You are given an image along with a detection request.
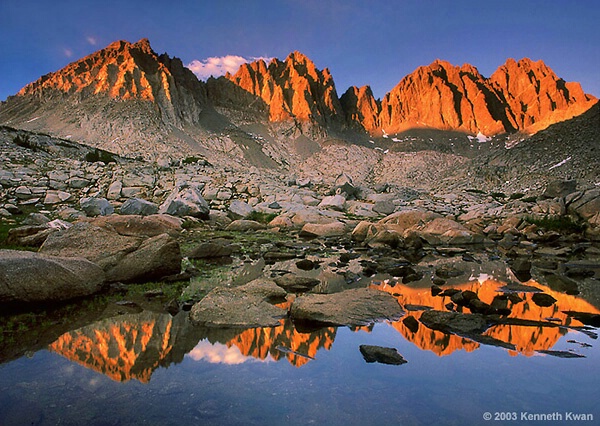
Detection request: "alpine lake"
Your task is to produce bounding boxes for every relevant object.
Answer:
[1,226,599,426]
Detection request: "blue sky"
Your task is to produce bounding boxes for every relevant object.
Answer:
[1,0,598,102]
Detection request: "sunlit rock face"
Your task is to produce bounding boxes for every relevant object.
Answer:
[226,51,345,133]
[17,39,206,128]
[489,58,596,133]
[376,59,596,136]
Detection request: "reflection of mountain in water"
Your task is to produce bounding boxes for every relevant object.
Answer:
[371,278,600,356]
[49,307,336,382]
[49,277,599,382]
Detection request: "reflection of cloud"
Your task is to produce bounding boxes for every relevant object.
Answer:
[187,55,272,80]
[187,340,257,365]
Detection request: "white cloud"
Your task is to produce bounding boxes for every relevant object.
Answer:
[63,48,73,58]
[86,36,98,46]
[187,55,272,80]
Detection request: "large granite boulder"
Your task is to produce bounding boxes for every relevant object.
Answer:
[159,185,210,219]
[290,288,404,326]
[80,197,114,216]
[39,222,181,283]
[0,249,105,303]
[190,279,288,327]
[120,198,159,216]
[88,214,183,237]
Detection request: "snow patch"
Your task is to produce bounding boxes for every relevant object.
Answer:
[468,132,491,143]
[26,116,40,123]
[548,157,571,170]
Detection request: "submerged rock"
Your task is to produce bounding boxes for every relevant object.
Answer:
[359,345,407,365]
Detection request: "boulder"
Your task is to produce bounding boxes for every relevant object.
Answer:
[89,214,183,237]
[416,218,484,245]
[299,221,347,238]
[290,288,404,326]
[567,189,600,226]
[120,198,159,216]
[189,279,287,327]
[159,185,210,219]
[106,180,123,200]
[543,179,577,198]
[318,194,346,211]
[43,190,72,204]
[80,197,114,216]
[104,233,181,283]
[226,219,266,231]
[0,249,105,303]
[273,274,321,293]
[228,200,254,219]
[40,222,181,283]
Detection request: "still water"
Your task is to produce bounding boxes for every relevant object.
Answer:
[1,277,599,425]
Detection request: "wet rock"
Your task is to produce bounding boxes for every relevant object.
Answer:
[274,274,321,293]
[562,311,600,327]
[543,273,579,295]
[468,299,495,315]
[296,259,317,271]
[0,249,105,303]
[510,258,532,282]
[435,265,464,279]
[189,278,287,327]
[402,316,420,333]
[80,197,114,216]
[359,345,407,365]
[120,198,159,216]
[419,310,489,335]
[290,287,404,326]
[531,293,557,307]
[431,285,443,296]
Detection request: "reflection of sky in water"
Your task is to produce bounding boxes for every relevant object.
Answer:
[187,340,269,365]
